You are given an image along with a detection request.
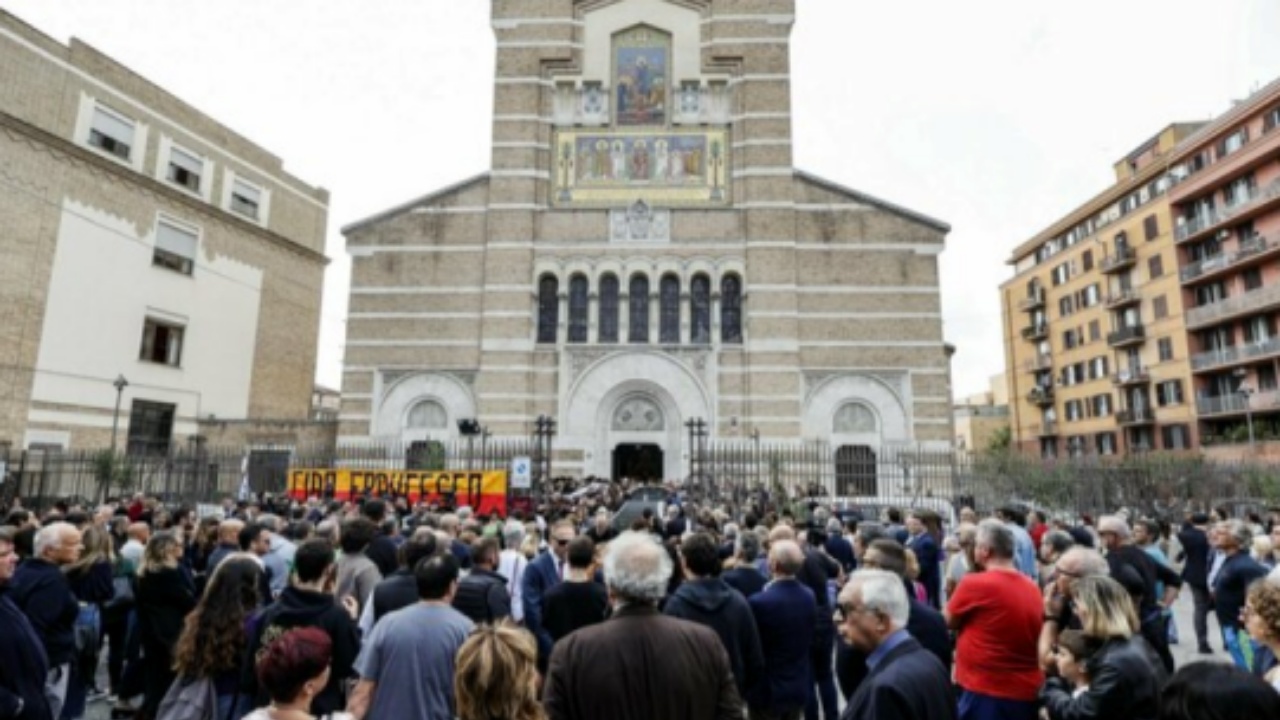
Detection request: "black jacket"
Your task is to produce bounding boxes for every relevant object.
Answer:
[1105,545,1181,619]
[0,592,53,720]
[1213,552,1269,627]
[840,636,956,720]
[7,559,80,667]
[722,566,768,599]
[663,577,765,699]
[1177,524,1211,588]
[370,570,418,625]
[364,535,399,578]
[1040,636,1165,720]
[135,567,197,658]
[241,586,361,716]
[452,568,511,624]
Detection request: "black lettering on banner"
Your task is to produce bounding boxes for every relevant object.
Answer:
[464,473,483,508]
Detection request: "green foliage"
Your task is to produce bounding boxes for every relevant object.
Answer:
[93,451,135,501]
[986,426,1012,452]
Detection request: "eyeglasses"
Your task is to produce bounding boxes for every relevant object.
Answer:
[832,602,877,623]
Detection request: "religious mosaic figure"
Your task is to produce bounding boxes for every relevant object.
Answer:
[611,140,628,181]
[614,26,669,126]
[632,139,651,181]
[654,139,669,181]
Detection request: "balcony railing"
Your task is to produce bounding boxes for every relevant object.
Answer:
[1038,420,1059,436]
[1107,324,1146,347]
[1104,289,1142,309]
[1180,233,1279,283]
[1111,368,1150,386]
[1116,408,1156,425]
[1194,390,1280,416]
[1022,354,1053,372]
[1018,290,1046,312]
[1022,324,1049,341]
[1027,386,1055,406]
[1190,337,1280,372]
[1186,282,1280,328]
[1175,177,1280,244]
[1099,247,1137,274]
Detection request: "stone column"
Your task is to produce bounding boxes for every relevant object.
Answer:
[557,292,568,345]
[620,293,630,343]
[588,292,599,344]
[680,291,691,344]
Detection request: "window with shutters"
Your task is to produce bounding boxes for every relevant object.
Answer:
[1089,320,1101,342]
[87,103,136,161]
[1266,106,1280,133]
[1156,380,1184,407]
[1143,214,1159,241]
[1161,425,1190,450]
[152,218,198,276]
[690,274,711,344]
[721,274,743,344]
[1158,337,1173,362]
[126,400,175,456]
[1243,267,1263,291]
[629,274,650,343]
[1096,432,1116,456]
[1148,254,1163,279]
[598,274,619,343]
[1081,250,1094,271]
[537,275,559,344]
[229,177,264,220]
[568,274,589,343]
[1153,295,1168,320]
[659,274,680,343]
[139,318,185,367]
[164,144,204,194]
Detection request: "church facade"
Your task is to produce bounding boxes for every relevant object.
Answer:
[339,0,953,483]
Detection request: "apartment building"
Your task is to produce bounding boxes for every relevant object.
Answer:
[0,10,330,452]
[1170,80,1280,452]
[1000,125,1204,457]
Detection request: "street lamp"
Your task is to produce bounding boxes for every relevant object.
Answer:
[109,375,128,454]
[1234,368,1256,451]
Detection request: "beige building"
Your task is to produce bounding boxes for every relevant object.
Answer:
[1001,125,1204,457]
[0,10,330,454]
[953,374,1009,452]
[340,0,952,486]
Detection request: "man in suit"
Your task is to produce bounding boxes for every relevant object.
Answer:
[837,569,956,720]
[836,539,951,699]
[523,519,576,670]
[747,540,815,720]
[1178,512,1214,654]
[904,512,940,608]
[543,531,741,720]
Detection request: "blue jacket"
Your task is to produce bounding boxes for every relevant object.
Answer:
[521,550,562,664]
[841,636,956,720]
[8,559,79,667]
[723,565,767,599]
[748,579,816,712]
[0,592,53,720]
[663,577,765,698]
[905,532,940,607]
[837,597,953,699]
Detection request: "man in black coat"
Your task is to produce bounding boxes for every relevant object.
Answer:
[367,528,438,626]
[8,522,81,720]
[1098,515,1181,673]
[836,539,952,699]
[452,537,511,624]
[836,569,956,720]
[0,527,53,720]
[904,512,941,608]
[361,499,400,577]
[1177,513,1214,653]
[663,533,765,700]
[241,538,361,716]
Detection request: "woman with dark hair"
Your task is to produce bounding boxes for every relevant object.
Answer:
[1158,662,1280,719]
[1040,575,1166,720]
[63,524,116,716]
[173,555,263,719]
[335,518,381,617]
[455,622,546,720]
[135,531,197,719]
[242,627,351,720]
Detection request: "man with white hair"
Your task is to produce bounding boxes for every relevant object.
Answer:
[496,520,527,623]
[543,531,741,720]
[257,513,297,597]
[838,569,956,720]
[1097,514,1180,672]
[1212,518,1269,670]
[9,522,82,719]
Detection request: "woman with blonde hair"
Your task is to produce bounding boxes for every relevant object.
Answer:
[134,531,197,719]
[454,622,546,720]
[64,525,116,714]
[1040,575,1165,719]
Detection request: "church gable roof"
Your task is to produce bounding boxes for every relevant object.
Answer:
[794,170,951,234]
[341,173,490,236]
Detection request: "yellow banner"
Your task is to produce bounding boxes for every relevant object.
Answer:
[288,469,508,513]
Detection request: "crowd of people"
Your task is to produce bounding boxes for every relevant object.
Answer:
[1,486,1280,720]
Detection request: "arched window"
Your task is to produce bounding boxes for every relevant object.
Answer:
[835,445,877,495]
[537,275,559,344]
[406,400,447,429]
[568,274,589,343]
[659,274,680,344]
[599,274,619,343]
[629,274,650,343]
[690,273,711,344]
[721,274,742,344]
[833,403,879,434]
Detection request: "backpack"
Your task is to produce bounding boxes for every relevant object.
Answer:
[157,676,216,720]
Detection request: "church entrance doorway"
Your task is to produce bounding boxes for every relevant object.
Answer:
[613,443,664,482]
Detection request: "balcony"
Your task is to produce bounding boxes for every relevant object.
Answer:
[1037,420,1059,437]
[1099,247,1138,274]
[1104,289,1142,309]
[1190,337,1280,373]
[1196,390,1280,417]
[1180,233,1280,285]
[1185,282,1280,329]
[1018,289,1046,312]
[1027,386,1055,407]
[1111,368,1151,387]
[1022,354,1053,372]
[1107,324,1146,348]
[1021,323,1049,342]
[1174,177,1280,245]
[1116,408,1156,426]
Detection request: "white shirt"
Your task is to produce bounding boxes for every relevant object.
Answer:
[498,549,528,622]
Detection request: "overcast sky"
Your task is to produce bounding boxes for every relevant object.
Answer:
[7,0,1280,401]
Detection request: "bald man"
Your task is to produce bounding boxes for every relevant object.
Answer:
[747,540,816,720]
